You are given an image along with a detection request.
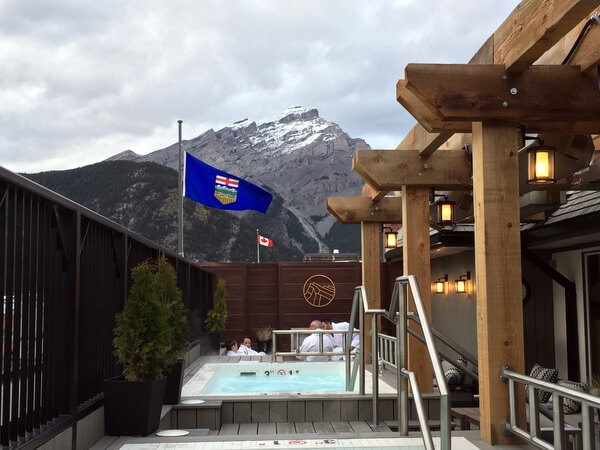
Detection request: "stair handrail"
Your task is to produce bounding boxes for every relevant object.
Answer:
[393,275,451,450]
[272,329,350,360]
[499,365,600,450]
[346,286,364,393]
[378,327,479,381]
[356,279,441,450]
[407,312,478,370]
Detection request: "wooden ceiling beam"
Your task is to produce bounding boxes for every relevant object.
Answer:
[494,0,599,72]
[395,126,454,155]
[327,196,403,224]
[341,2,599,210]
[536,11,600,71]
[394,1,598,156]
[401,64,600,132]
[353,149,472,191]
[362,183,389,202]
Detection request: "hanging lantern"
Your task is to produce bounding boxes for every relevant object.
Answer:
[527,146,556,184]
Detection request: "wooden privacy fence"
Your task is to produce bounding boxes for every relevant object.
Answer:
[200,261,402,350]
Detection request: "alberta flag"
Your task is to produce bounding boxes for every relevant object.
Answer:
[183,152,273,213]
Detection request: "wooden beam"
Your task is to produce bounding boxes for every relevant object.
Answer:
[402,187,433,392]
[536,11,600,72]
[472,121,525,445]
[395,1,598,155]
[402,64,600,131]
[395,125,454,156]
[353,149,472,191]
[327,196,403,224]
[361,183,389,202]
[494,0,599,71]
[396,79,472,133]
[557,17,600,71]
[361,222,381,364]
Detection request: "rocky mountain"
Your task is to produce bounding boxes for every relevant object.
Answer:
[26,161,311,262]
[107,106,366,253]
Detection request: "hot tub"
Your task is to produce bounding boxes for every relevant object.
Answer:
[181,361,395,397]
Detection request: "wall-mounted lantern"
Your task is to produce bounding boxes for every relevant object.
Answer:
[433,274,448,294]
[455,271,471,294]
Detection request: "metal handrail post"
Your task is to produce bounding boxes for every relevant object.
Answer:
[402,368,434,450]
[359,286,365,394]
[371,312,379,426]
[397,281,409,436]
[346,287,360,390]
[398,275,451,450]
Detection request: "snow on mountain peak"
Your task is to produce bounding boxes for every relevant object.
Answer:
[256,106,316,125]
[225,106,343,155]
[239,106,336,155]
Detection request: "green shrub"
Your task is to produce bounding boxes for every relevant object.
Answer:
[205,279,227,333]
[113,257,188,381]
[155,256,188,366]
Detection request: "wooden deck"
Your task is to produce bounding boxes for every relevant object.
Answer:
[90,354,489,449]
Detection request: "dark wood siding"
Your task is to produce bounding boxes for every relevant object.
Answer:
[199,261,402,350]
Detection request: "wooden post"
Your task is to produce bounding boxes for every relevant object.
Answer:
[472,121,525,445]
[401,186,433,392]
[361,221,381,364]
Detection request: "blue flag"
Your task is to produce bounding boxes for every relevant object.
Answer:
[183,152,273,214]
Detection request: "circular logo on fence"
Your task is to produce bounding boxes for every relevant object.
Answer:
[302,274,336,308]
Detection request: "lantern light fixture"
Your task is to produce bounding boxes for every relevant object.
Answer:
[437,196,455,226]
[455,271,471,294]
[383,226,397,249]
[527,145,556,184]
[433,274,448,294]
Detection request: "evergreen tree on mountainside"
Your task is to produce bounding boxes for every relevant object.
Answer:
[325,221,361,254]
[25,160,309,262]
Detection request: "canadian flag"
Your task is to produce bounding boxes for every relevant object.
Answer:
[257,234,273,247]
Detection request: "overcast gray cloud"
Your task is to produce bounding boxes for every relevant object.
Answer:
[0,0,520,173]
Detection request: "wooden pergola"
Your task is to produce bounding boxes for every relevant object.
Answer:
[328,0,600,445]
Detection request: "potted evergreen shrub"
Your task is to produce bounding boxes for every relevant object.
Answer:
[204,278,227,354]
[104,258,182,436]
[154,256,189,405]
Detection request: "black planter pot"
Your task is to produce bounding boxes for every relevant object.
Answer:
[103,376,167,436]
[258,340,271,354]
[163,359,185,405]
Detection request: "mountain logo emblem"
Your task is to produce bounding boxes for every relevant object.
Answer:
[302,274,336,308]
[214,175,239,205]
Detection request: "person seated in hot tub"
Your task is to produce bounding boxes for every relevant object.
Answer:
[225,340,239,356]
[237,336,266,355]
[298,320,334,361]
[321,318,360,360]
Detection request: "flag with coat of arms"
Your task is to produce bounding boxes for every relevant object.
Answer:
[183,152,273,213]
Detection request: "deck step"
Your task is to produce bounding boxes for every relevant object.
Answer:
[384,419,457,431]
[216,421,394,436]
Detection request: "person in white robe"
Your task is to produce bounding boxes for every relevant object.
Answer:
[321,319,360,360]
[225,340,239,356]
[237,337,266,356]
[298,320,334,361]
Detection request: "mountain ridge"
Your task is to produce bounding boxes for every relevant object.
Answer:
[25,160,312,262]
[106,106,366,251]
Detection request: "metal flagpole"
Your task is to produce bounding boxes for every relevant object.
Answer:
[177,120,184,256]
[256,229,260,263]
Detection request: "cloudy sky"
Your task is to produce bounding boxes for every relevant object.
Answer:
[0,0,521,173]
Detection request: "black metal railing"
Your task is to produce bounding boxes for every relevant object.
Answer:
[0,166,215,449]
